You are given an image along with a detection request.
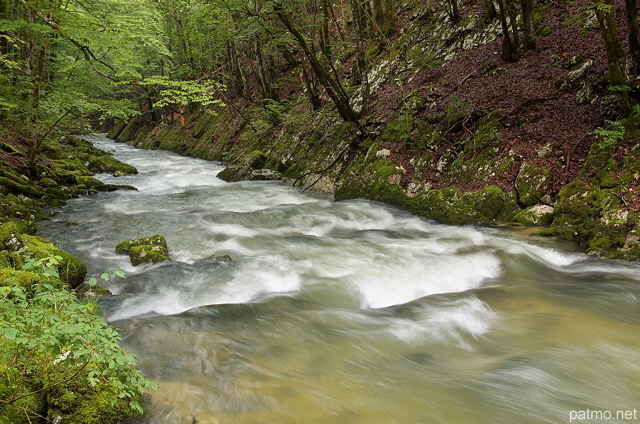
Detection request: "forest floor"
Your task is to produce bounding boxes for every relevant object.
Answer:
[369,1,639,207]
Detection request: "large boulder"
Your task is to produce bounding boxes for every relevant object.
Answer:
[87,155,138,176]
[116,235,170,266]
[21,235,87,289]
[515,163,552,207]
[512,204,555,226]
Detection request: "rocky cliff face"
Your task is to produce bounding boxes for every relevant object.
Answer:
[109,1,640,260]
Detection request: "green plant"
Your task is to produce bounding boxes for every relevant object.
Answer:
[0,254,155,422]
[592,120,626,148]
[444,95,472,130]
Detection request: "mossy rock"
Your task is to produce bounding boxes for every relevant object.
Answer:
[86,155,138,176]
[53,158,91,176]
[0,175,43,198]
[0,268,43,288]
[515,163,552,207]
[336,176,505,226]
[468,186,505,220]
[2,218,38,235]
[0,372,46,424]
[45,366,135,424]
[245,150,267,169]
[0,221,25,251]
[115,235,168,255]
[22,235,87,288]
[128,245,171,266]
[511,204,555,226]
[542,179,640,258]
[496,191,522,222]
[38,177,58,187]
[76,176,108,190]
[217,166,250,182]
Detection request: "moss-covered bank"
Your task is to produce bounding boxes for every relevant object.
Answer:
[0,132,147,423]
[109,3,640,260]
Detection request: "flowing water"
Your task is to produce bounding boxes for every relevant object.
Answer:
[38,134,640,424]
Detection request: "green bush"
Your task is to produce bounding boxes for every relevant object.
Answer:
[0,254,156,422]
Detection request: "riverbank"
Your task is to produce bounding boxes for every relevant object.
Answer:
[0,129,151,423]
[109,0,640,260]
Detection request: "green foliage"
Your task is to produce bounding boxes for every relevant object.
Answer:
[0,253,156,422]
[562,2,600,36]
[407,46,443,70]
[444,95,472,130]
[137,76,225,111]
[592,120,626,148]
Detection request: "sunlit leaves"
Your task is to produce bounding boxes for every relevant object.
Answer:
[137,76,225,110]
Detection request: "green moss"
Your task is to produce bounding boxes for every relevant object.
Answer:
[0,222,24,251]
[245,150,267,169]
[22,235,87,288]
[129,245,171,266]
[511,205,555,226]
[474,110,501,148]
[0,373,46,424]
[515,164,552,206]
[76,176,108,190]
[0,175,43,198]
[366,159,402,181]
[537,25,552,36]
[0,268,43,288]
[53,158,91,176]
[470,186,506,220]
[336,176,505,226]
[381,113,412,144]
[87,155,137,176]
[115,235,168,254]
[45,367,135,424]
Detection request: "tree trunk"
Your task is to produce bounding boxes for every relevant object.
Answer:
[274,5,360,126]
[595,0,628,84]
[382,0,396,34]
[320,0,331,60]
[625,0,640,75]
[446,0,460,24]
[351,0,370,114]
[497,0,520,62]
[521,0,536,50]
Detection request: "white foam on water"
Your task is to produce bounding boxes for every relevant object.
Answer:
[351,251,502,309]
[388,296,497,349]
[107,255,304,321]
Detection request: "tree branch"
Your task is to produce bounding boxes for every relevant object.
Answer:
[0,362,88,406]
[18,0,118,81]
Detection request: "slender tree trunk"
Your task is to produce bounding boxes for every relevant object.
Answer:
[274,5,360,125]
[254,37,276,100]
[595,0,628,84]
[319,0,331,60]
[506,0,520,52]
[373,0,385,29]
[301,64,321,110]
[446,0,460,24]
[382,0,396,34]
[350,0,370,114]
[521,0,536,50]
[497,0,520,62]
[625,0,640,75]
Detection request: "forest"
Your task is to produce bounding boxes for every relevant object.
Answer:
[1,0,640,422]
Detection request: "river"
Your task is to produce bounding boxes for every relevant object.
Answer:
[38,134,640,424]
